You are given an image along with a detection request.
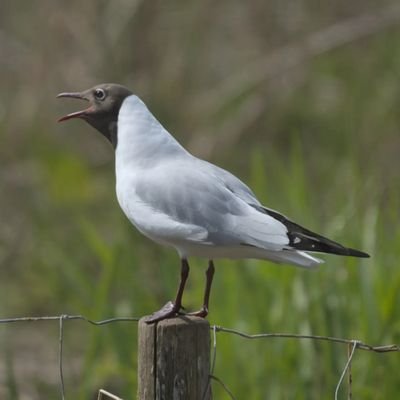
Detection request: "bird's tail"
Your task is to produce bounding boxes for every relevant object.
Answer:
[273,250,324,268]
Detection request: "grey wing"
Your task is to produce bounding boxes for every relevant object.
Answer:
[197,158,262,205]
[136,159,289,250]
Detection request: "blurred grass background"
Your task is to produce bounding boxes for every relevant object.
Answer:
[0,1,400,399]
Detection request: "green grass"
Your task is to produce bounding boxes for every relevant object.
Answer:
[1,10,400,398]
[3,136,398,399]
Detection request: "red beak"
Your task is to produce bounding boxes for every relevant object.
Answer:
[57,92,91,122]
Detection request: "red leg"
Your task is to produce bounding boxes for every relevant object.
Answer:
[188,260,215,318]
[145,259,189,324]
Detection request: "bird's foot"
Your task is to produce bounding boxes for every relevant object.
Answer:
[186,306,209,318]
[144,301,183,324]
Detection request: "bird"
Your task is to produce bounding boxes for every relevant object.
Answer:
[57,83,370,323]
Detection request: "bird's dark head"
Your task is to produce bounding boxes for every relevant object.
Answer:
[57,83,132,148]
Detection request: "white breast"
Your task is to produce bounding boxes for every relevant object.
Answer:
[114,95,196,248]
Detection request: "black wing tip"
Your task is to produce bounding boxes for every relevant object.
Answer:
[255,205,371,259]
[346,248,370,258]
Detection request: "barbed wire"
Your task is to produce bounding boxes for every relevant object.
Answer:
[0,315,140,325]
[212,325,399,353]
[0,314,398,399]
[0,315,140,400]
[211,324,399,399]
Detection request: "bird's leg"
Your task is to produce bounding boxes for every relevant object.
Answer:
[188,260,215,318]
[144,258,189,324]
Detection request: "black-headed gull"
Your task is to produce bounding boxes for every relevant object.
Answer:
[58,83,369,323]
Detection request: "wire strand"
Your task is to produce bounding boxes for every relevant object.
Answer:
[335,340,358,400]
[210,375,237,400]
[59,315,66,400]
[212,325,399,353]
[0,314,398,400]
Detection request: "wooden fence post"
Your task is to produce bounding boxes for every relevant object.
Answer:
[137,316,212,400]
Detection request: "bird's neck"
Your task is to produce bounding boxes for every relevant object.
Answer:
[115,95,188,170]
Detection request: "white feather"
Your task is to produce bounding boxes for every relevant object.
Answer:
[115,95,323,268]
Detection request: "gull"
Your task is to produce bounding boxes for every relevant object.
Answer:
[57,83,369,323]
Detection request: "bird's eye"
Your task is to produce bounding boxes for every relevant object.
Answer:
[94,88,106,100]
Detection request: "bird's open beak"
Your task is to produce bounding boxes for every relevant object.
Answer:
[57,92,92,122]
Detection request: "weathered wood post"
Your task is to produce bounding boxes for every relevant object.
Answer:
[137,316,212,400]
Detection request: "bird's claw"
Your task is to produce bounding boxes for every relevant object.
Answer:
[144,301,184,324]
[144,302,209,323]
[186,307,209,318]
